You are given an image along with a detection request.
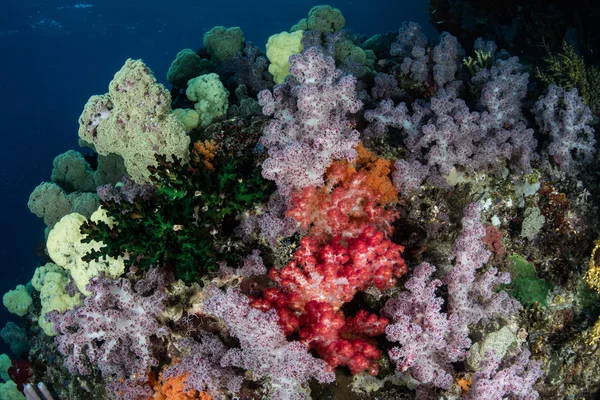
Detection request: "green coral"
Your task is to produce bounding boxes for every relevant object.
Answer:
[463,48,493,76]
[506,254,552,307]
[291,5,345,33]
[536,40,600,113]
[203,26,244,64]
[167,49,215,88]
[79,143,272,284]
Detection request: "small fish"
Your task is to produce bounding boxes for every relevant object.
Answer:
[57,4,93,10]
[431,8,437,14]
[436,20,444,24]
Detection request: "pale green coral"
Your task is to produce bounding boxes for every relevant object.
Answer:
[69,192,99,218]
[46,208,124,296]
[0,380,25,400]
[266,30,304,84]
[167,49,214,87]
[93,153,127,187]
[51,150,96,192]
[335,39,367,65]
[291,5,345,33]
[28,182,99,229]
[78,59,190,184]
[27,182,72,228]
[172,108,200,131]
[521,206,545,240]
[2,285,32,317]
[467,325,517,370]
[0,353,10,381]
[185,73,229,128]
[33,263,82,336]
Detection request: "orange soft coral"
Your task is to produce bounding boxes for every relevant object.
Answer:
[192,139,219,171]
[354,143,397,204]
[151,372,212,400]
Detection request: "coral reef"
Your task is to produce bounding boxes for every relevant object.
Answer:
[8,4,600,400]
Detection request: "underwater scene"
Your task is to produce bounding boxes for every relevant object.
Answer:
[2,0,600,399]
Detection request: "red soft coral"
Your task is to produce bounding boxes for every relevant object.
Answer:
[264,226,406,314]
[250,226,406,375]
[298,301,387,375]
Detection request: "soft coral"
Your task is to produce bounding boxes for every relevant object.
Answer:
[251,226,406,375]
[287,161,398,243]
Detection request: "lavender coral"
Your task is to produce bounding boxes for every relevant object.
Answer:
[390,22,429,83]
[384,203,526,397]
[466,349,543,400]
[533,84,597,173]
[472,55,529,130]
[432,32,463,88]
[46,269,169,385]
[257,46,362,197]
[444,203,521,361]
[203,287,335,400]
[162,336,244,399]
[367,80,537,189]
[383,262,453,389]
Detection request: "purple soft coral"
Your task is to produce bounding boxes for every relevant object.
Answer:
[203,287,335,400]
[47,269,168,384]
[444,203,521,361]
[384,262,454,389]
[533,84,596,173]
[97,174,156,206]
[162,336,244,399]
[384,204,526,398]
[258,46,362,198]
[466,348,543,400]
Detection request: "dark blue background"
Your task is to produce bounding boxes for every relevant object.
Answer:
[0,0,435,356]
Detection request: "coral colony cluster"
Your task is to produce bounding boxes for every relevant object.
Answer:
[5,4,600,400]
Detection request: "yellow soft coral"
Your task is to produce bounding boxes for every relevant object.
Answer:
[46,207,125,296]
[265,30,304,84]
[78,59,190,184]
[32,263,82,336]
[585,240,600,345]
[586,240,600,292]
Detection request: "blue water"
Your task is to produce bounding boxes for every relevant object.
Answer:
[0,0,434,357]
